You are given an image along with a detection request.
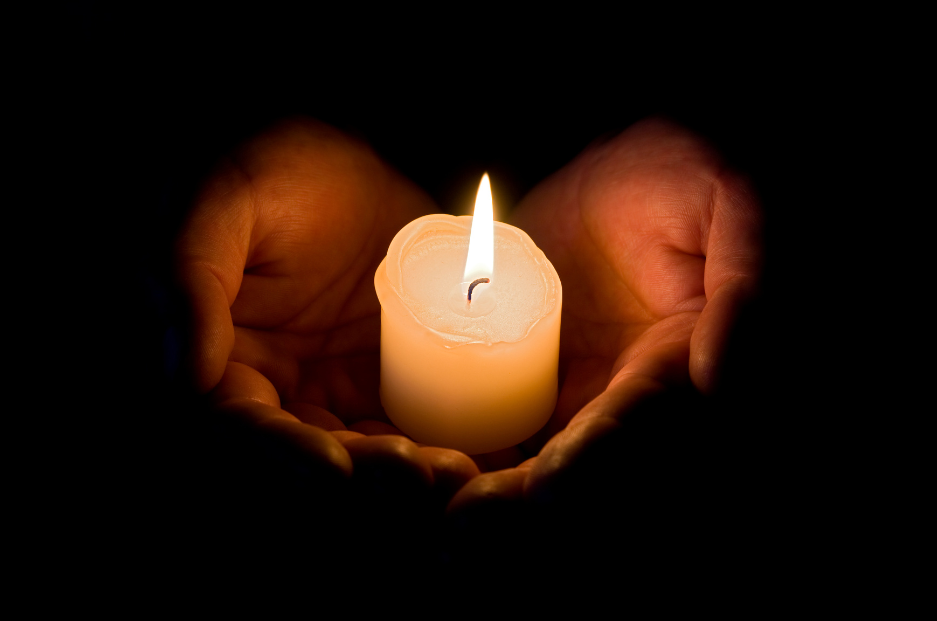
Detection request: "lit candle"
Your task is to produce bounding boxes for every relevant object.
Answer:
[374,174,562,454]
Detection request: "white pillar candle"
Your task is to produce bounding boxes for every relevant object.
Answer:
[374,175,562,455]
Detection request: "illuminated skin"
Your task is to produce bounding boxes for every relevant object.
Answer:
[175,117,763,511]
[453,118,763,510]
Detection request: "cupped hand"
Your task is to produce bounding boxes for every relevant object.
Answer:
[448,118,764,514]
[176,116,763,517]
[175,118,480,504]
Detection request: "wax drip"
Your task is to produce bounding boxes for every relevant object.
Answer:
[467,278,490,302]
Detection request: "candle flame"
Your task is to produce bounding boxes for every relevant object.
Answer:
[463,173,494,283]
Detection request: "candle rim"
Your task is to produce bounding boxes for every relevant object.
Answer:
[377,214,561,347]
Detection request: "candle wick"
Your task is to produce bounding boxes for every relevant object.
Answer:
[467,278,490,303]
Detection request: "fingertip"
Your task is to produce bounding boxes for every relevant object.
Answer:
[211,361,281,408]
[178,269,237,394]
[183,332,232,395]
[260,417,354,479]
[689,311,719,395]
[446,468,528,517]
[691,277,759,396]
[342,435,434,490]
[419,446,480,503]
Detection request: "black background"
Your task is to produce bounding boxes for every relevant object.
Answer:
[46,4,887,593]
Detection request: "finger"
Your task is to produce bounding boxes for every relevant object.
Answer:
[419,447,480,505]
[693,169,764,394]
[701,169,764,298]
[210,361,281,409]
[691,275,758,394]
[331,430,365,443]
[210,362,352,479]
[581,339,691,427]
[447,468,528,516]
[342,435,434,492]
[524,416,621,504]
[607,311,697,383]
[176,266,238,394]
[445,468,538,568]
[527,340,690,501]
[283,402,347,431]
[175,160,253,393]
[217,397,353,480]
[530,383,648,500]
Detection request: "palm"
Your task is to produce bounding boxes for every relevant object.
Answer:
[509,118,760,455]
[228,179,432,425]
[232,229,394,426]
[178,118,435,423]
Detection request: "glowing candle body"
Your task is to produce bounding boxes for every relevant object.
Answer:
[374,214,562,455]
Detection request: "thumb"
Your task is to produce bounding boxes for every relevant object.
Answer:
[174,157,253,393]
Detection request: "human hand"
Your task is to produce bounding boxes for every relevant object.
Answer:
[175,119,481,506]
[448,118,764,515]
